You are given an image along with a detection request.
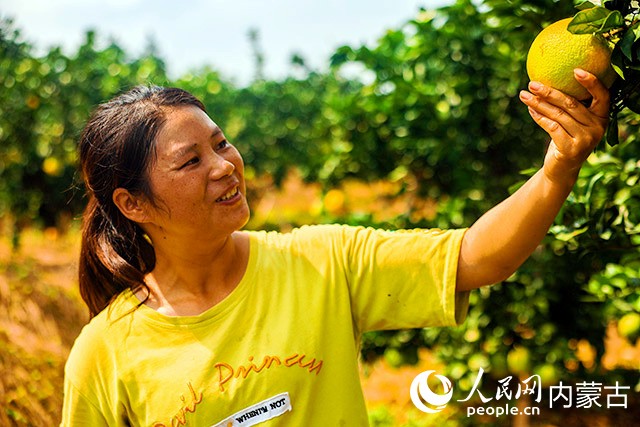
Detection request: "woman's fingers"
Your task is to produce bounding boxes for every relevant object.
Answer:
[519,85,586,138]
[573,68,610,119]
[523,69,609,120]
[525,105,567,141]
[520,75,608,141]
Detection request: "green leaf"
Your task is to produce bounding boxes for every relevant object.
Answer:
[610,47,626,78]
[602,10,625,32]
[585,171,605,201]
[569,8,624,34]
[569,8,610,34]
[618,23,640,61]
[552,225,589,241]
[605,117,619,146]
[329,46,355,68]
[614,187,632,204]
[575,1,599,11]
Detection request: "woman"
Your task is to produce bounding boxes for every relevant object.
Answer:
[61,69,609,426]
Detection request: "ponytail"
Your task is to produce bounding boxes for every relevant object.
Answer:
[79,196,155,317]
[77,85,206,318]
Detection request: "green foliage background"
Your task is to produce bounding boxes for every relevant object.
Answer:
[1,0,640,424]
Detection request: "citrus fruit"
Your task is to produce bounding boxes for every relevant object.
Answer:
[468,353,490,371]
[507,346,531,376]
[448,361,468,380]
[526,18,617,100]
[42,157,63,176]
[617,312,640,343]
[534,363,561,387]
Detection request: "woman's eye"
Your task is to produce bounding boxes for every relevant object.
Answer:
[216,139,229,150]
[180,157,199,169]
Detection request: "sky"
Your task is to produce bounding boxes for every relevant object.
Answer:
[0,0,452,86]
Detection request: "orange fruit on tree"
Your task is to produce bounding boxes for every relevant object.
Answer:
[534,363,561,388]
[507,346,531,376]
[42,157,63,176]
[617,312,640,343]
[526,18,617,100]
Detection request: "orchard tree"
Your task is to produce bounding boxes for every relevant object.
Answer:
[327,0,572,229]
[0,24,171,247]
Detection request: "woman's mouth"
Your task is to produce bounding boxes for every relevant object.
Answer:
[216,186,240,202]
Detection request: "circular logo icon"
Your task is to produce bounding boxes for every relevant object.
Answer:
[410,370,454,413]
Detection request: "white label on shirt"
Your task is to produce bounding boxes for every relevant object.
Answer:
[211,392,292,427]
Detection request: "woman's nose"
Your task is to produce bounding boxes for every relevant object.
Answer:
[209,154,235,180]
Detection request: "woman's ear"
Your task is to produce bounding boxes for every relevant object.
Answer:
[112,188,150,223]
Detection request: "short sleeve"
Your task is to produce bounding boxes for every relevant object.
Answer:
[339,226,469,333]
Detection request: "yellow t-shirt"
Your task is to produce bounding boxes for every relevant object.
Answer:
[61,224,469,427]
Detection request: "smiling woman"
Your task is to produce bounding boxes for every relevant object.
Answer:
[110,104,251,316]
[62,76,609,426]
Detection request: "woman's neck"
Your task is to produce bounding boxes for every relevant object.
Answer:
[138,231,250,316]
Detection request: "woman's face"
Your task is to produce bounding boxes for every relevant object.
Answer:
[140,105,250,241]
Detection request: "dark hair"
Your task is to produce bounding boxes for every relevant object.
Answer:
[78,85,206,317]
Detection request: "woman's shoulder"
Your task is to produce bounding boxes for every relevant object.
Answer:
[65,291,134,375]
[244,224,358,250]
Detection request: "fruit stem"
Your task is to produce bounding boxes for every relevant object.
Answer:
[603,27,626,39]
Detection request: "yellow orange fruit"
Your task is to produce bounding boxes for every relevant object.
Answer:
[534,363,561,388]
[617,312,640,343]
[42,157,63,176]
[526,18,617,100]
[507,346,531,376]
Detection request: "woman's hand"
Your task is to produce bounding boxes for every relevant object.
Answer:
[519,68,610,187]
